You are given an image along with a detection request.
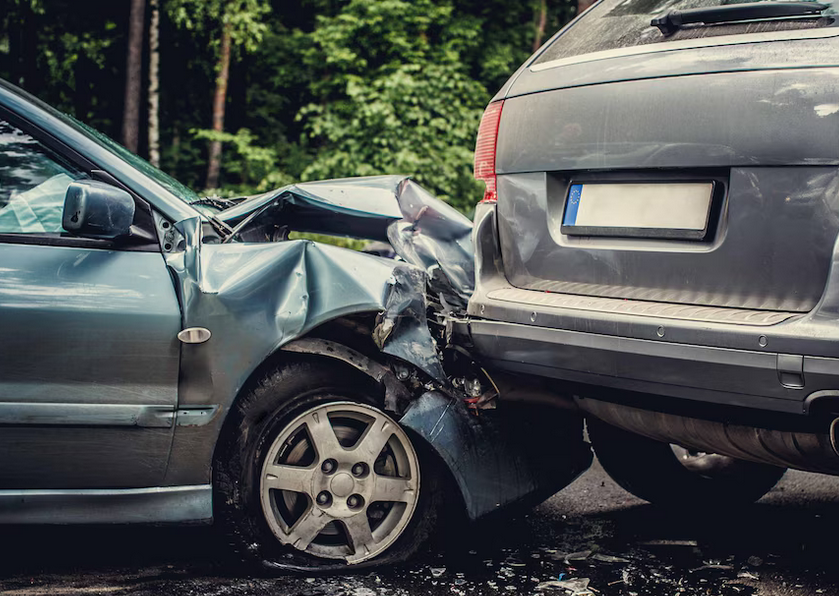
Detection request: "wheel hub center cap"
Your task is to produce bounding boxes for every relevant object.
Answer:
[330,472,355,497]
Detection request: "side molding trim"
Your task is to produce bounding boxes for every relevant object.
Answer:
[0,485,213,524]
[0,403,219,428]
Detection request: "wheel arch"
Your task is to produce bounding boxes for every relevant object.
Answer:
[204,314,468,513]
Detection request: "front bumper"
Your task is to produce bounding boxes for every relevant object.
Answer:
[466,203,839,416]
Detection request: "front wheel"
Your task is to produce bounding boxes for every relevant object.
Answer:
[588,417,787,507]
[214,360,443,570]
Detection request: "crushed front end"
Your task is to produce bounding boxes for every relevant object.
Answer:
[182,176,591,521]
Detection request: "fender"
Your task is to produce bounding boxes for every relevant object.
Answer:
[400,390,592,520]
[280,338,592,520]
[280,337,412,414]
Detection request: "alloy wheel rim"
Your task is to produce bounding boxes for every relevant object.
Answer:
[259,401,420,564]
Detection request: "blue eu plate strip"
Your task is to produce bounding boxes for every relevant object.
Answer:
[564,184,583,225]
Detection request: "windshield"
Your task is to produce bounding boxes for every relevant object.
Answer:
[68,116,201,205]
[534,0,837,65]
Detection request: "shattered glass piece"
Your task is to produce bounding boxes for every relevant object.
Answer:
[638,539,698,547]
[563,550,593,563]
[536,577,593,594]
[591,553,630,564]
[430,567,446,578]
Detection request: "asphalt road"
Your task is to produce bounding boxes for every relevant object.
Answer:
[2,460,839,596]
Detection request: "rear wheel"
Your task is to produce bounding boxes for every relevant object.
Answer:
[588,417,787,507]
[214,360,443,570]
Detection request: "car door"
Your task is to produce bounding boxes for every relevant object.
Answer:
[0,116,182,489]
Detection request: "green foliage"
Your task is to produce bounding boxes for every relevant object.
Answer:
[0,0,578,213]
[291,0,491,211]
[288,231,368,251]
[167,0,271,53]
[299,62,486,211]
[192,127,294,192]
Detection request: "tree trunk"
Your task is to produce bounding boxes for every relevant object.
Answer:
[171,128,181,175]
[206,22,232,190]
[122,0,146,153]
[578,0,597,15]
[533,0,548,52]
[148,0,160,167]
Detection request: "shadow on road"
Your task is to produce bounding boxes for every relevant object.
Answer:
[1,468,838,595]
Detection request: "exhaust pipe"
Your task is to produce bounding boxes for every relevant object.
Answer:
[577,397,839,475]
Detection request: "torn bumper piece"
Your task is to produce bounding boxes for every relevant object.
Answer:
[400,390,592,520]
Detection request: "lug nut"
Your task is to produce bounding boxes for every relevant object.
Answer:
[316,491,332,506]
[351,462,368,477]
[347,494,364,509]
[321,459,337,474]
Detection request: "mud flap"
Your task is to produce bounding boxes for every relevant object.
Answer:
[400,390,592,520]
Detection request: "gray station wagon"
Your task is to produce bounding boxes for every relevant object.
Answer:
[464,0,839,505]
[0,79,592,570]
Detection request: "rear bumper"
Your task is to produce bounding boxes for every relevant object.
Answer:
[467,203,839,416]
[463,317,839,415]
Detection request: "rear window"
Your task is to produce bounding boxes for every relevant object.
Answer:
[534,0,837,65]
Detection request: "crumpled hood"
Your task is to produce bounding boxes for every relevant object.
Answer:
[219,175,475,307]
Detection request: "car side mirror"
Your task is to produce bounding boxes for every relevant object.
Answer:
[62,180,135,240]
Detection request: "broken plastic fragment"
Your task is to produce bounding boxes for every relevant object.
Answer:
[536,577,594,595]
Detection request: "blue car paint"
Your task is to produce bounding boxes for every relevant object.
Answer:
[0,78,590,530]
[0,243,181,489]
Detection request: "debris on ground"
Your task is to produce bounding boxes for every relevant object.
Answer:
[536,577,594,595]
[546,550,593,563]
[591,554,630,564]
[638,539,699,547]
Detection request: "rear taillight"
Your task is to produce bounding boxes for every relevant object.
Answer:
[474,100,504,203]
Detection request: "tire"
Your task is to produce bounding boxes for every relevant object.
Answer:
[214,359,445,571]
[587,417,787,507]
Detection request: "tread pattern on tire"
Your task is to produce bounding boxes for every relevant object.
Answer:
[213,358,445,572]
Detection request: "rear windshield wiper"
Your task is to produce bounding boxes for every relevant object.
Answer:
[652,1,829,35]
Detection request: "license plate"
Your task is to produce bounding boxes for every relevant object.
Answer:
[561,182,715,240]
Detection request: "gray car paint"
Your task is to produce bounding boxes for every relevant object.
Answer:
[496,168,839,312]
[497,68,839,173]
[468,183,839,416]
[466,14,839,427]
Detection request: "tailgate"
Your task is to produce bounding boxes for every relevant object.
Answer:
[495,68,839,313]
